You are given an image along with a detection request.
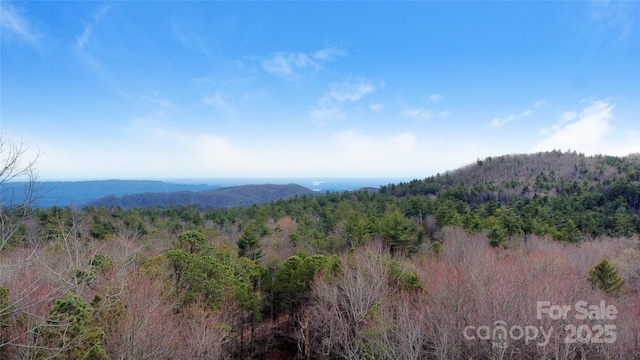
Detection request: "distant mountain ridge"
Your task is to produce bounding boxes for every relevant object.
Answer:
[9,152,639,209]
[6,179,402,208]
[86,184,316,209]
[4,180,218,208]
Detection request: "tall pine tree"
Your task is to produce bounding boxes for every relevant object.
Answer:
[238,229,263,261]
[588,258,625,297]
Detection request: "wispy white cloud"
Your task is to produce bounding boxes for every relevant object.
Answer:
[75,5,109,51]
[534,101,612,152]
[310,79,382,124]
[400,108,448,122]
[401,109,433,121]
[74,5,110,74]
[328,80,381,102]
[369,103,385,112]
[140,94,175,110]
[489,99,546,127]
[203,92,230,109]
[540,110,577,135]
[533,100,638,156]
[76,28,91,50]
[0,2,39,46]
[489,113,517,127]
[202,91,240,119]
[312,46,348,61]
[437,110,451,118]
[398,94,448,122]
[534,100,547,108]
[172,20,213,58]
[309,107,346,124]
[590,1,637,41]
[428,94,443,104]
[262,52,320,80]
[560,111,577,122]
[262,46,347,81]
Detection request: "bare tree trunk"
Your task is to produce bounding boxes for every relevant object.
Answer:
[307,244,389,359]
[0,138,39,253]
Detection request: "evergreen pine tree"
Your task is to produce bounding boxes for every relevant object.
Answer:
[588,258,625,297]
[238,229,263,261]
[487,226,507,248]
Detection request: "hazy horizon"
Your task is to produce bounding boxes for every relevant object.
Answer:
[31,150,640,185]
[24,177,416,192]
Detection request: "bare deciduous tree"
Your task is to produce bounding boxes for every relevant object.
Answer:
[373,292,427,360]
[0,138,39,253]
[307,244,389,359]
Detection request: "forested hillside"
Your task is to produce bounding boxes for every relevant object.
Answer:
[1,151,639,359]
[383,151,640,198]
[86,184,316,209]
[382,151,640,245]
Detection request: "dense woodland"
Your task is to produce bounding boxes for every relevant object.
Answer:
[1,151,640,359]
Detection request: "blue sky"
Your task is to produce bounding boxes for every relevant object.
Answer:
[2,1,639,180]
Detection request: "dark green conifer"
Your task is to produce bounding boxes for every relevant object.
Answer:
[238,229,263,261]
[588,258,625,297]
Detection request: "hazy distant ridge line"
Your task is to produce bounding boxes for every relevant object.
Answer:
[86,183,317,209]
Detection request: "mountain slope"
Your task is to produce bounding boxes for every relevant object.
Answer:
[86,184,316,209]
[383,151,640,198]
[379,151,640,241]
